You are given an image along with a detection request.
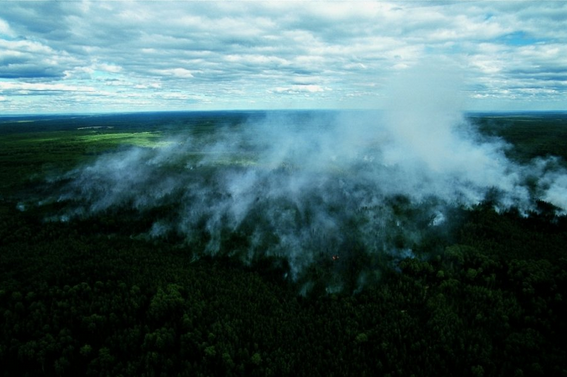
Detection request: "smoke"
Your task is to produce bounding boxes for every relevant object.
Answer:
[42,64,567,291]
[377,62,534,209]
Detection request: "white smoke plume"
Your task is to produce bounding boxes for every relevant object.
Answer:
[44,63,567,288]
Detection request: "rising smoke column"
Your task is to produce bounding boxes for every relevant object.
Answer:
[377,62,535,209]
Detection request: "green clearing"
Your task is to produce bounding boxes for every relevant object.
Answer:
[0,110,267,196]
[0,129,168,196]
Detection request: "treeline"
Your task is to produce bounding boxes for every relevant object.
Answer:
[1,201,566,376]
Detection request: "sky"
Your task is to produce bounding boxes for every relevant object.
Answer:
[0,0,566,114]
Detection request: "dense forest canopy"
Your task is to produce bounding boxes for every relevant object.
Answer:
[1,111,566,376]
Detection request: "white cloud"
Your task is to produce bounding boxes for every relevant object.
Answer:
[272,85,331,94]
[153,68,194,79]
[0,81,95,92]
[97,63,122,73]
[135,82,162,90]
[0,18,16,37]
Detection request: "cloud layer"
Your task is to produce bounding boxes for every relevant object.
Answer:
[1,0,567,113]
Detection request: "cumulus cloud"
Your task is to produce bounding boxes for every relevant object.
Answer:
[0,18,14,36]
[0,38,73,78]
[0,82,95,92]
[272,85,331,94]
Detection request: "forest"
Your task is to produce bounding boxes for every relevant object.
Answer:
[1,111,567,376]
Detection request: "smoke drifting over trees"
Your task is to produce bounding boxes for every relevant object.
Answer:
[44,67,567,288]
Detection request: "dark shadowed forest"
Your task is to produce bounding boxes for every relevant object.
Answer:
[1,111,567,376]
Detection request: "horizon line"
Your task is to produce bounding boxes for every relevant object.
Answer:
[1,108,567,118]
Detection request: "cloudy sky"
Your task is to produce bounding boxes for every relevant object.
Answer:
[0,0,566,114]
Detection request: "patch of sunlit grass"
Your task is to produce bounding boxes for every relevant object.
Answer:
[77,131,168,148]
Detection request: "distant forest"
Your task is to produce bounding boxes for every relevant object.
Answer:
[1,111,566,376]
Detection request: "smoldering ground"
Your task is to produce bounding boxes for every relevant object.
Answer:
[40,67,567,292]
